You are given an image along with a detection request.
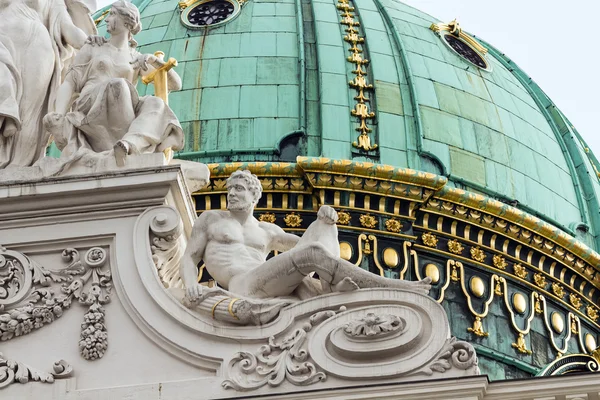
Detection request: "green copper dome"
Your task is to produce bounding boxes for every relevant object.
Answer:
[95,0,600,248]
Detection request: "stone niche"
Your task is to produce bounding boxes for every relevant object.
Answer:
[0,160,478,399]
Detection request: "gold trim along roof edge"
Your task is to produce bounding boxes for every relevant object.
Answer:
[435,185,600,266]
[297,157,448,190]
[207,161,301,177]
[200,157,600,268]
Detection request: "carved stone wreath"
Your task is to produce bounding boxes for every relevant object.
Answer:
[0,246,112,361]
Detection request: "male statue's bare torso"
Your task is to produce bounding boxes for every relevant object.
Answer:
[197,210,292,290]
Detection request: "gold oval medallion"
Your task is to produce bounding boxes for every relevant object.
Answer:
[424,263,440,284]
[383,248,399,268]
[512,293,527,314]
[469,276,485,298]
[585,333,597,353]
[339,242,353,261]
[551,312,564,334]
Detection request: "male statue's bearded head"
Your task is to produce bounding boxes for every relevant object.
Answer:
[226,170,262,212]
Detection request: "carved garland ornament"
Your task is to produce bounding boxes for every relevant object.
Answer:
[0,246,112,361]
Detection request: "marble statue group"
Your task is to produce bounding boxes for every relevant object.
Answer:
[0,0,183,170]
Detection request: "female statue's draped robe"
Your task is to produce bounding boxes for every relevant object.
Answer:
[0,0,96,168]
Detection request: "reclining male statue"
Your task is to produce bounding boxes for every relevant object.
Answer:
[180,170,431,323]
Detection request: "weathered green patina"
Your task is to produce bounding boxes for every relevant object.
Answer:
[92,0,600,381]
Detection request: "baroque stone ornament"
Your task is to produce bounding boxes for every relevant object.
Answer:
[0,353,73,389]
[0,245,112,361]
[343,312,404,337]
[221,298,479,392]
[222,307,345,391]
[422,338,479,375]
[150,210,185,289]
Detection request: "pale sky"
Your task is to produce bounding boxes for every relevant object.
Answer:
[95,0,599,156]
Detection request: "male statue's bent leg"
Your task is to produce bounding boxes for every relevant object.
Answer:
[228,242,431,299]
[289,243,431,295]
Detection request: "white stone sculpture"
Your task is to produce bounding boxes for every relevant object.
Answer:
[0,165,480,397]
[0,0,97,168]
[180,170,431,324]
[44,0,184,167]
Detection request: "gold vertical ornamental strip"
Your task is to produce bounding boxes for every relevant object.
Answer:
[337,0,377,152]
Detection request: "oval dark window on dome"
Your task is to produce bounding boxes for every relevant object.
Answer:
[444,35,487,69]
[187,0,235,26]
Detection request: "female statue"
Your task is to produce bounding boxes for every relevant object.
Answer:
[46,0,184,166]
[0,0,97,168]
